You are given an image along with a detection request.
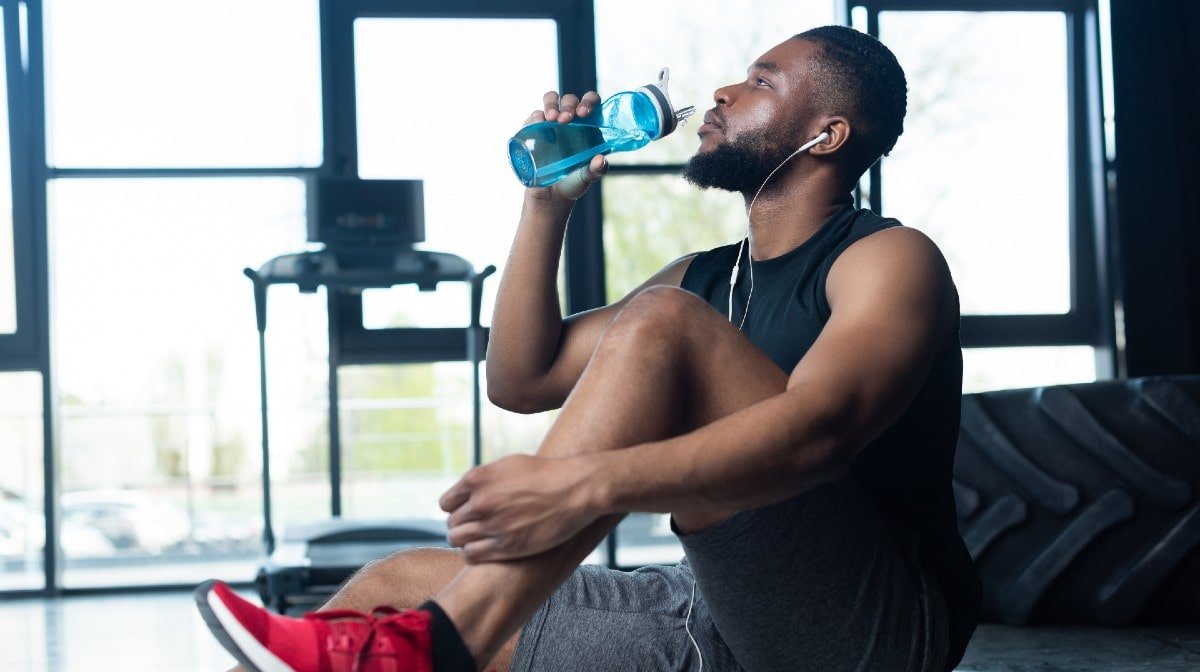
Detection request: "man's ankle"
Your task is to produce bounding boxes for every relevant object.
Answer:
[420,600,477,672]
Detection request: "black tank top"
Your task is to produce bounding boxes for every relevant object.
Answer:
[680,205,980,659]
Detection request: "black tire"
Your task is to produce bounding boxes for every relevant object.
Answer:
[953,375,1200,625]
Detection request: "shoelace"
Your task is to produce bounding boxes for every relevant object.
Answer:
[306,607,430,672]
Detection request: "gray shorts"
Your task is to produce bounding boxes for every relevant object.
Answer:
[509,477,950,672]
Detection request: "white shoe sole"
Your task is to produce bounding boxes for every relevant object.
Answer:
[194,580,297,672]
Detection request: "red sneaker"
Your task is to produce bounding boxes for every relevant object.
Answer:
[194,580,433,672]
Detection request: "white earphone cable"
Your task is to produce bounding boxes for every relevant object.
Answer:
[684,577,703,672]
[727,131,829,329]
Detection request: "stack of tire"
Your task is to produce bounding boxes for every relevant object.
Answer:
[953,376,1200,625]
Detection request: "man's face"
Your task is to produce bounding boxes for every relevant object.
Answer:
[683,39,821,195]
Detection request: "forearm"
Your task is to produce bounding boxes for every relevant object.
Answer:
[486,192,576,396]
[586,390,852,517]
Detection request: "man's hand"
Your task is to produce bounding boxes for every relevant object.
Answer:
[524,91,608,203]
[439,454,602,563]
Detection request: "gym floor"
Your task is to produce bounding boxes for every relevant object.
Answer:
[0,591,1197,672]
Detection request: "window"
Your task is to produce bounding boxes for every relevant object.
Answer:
[50,178,321,586]
[963,346,1096,393]
[880,12,1071,316]
[346,15,566,522]
[43,0,324,587]
[45,0,322,168]
[0,372,43,590]
[338,363,471,519]
[601,174,744,303]
[353,17,559,327]
[853,1,1111,392]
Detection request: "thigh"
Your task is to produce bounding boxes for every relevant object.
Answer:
[677,476,949,672]
[509,562,743,672]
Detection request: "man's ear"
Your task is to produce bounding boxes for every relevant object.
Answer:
[808,116,851,156]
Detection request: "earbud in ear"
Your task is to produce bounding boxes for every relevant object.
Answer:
[795,132,830,155]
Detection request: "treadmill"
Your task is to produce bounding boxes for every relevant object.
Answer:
[245,178,493,614]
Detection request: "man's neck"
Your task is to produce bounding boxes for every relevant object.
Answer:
[743,174,851,260]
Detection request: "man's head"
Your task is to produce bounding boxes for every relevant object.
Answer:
[683,26,907,196]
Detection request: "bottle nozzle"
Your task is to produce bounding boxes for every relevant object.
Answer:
[640,67,694,139]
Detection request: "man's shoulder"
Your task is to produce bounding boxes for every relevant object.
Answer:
[837,225,945,269]
[827,225,959,344]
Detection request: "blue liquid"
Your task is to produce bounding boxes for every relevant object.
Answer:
[509,120,651,187]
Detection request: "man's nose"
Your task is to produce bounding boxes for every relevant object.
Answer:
[713,84,735,106]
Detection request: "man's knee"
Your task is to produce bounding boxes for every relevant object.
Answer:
[607,285,711,343]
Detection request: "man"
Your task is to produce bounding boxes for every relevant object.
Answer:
[196,25,980,672]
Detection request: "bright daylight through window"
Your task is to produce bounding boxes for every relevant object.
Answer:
[43,0,324,587]
[0,372,44,590]
[879,11,1096,390]
[352,17,564,520]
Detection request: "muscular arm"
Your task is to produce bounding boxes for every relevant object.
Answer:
[485,192,693,413]
[586,227,958,516]
[485,90,695,413]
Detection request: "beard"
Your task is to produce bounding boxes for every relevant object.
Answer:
[682,123,803,196]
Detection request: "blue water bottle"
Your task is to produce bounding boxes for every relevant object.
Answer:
[508,68,695,188]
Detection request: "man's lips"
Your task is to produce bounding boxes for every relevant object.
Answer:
[698,110,724,136]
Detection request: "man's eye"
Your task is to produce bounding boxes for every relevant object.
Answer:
[755,77,770,87]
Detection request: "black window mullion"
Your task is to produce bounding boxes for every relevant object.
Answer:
[0,0,35,359]
[605,164,685,176]
[27,0,57,595]
[866,6,882,214]
[1075,4,1118,378]
[860,0,1087,11]
[961,313,1094,348]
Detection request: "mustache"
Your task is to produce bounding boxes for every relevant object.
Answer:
[706,108,728,128]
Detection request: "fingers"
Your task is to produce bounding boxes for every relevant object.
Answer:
[447,520,488,548]
[522,109,546,127]
[445,500,472,529]
[542,90,600,124]
[551,154,608,201]
[439,478,470,513]
[461,539,503,564]
[577,91,600,118]
[589,153,608,175]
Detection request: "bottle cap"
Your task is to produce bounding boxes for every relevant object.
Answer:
[637,68,695,139]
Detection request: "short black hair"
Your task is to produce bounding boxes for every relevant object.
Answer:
[794,25,907,175]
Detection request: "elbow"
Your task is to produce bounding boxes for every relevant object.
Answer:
[486,376,557,414]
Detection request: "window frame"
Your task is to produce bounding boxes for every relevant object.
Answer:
[850,0,1115,374]
[0,0,38,365]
